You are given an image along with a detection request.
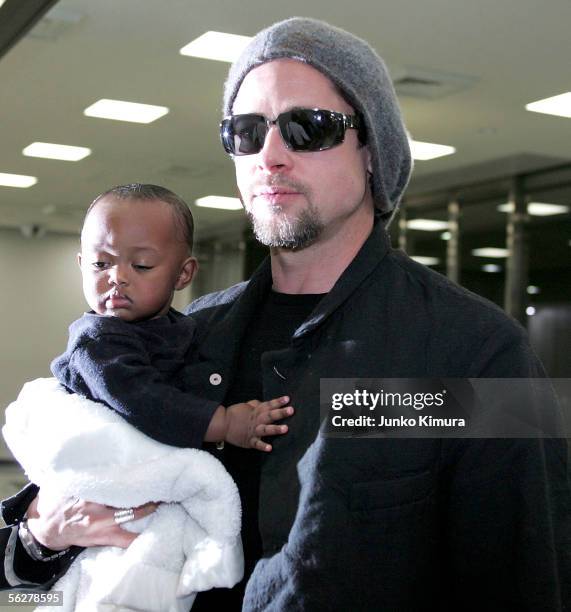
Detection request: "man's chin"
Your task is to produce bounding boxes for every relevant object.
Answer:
[252,223,320,251]
[247,205,323,251]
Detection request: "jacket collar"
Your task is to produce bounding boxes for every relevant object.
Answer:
[195,261,272,364]
[292,217,390,341]
[198,216,390,360]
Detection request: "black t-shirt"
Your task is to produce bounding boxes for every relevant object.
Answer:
[193,290,324,611]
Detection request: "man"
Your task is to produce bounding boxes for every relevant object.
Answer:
[190,18,570,611]
[1,17,569,611]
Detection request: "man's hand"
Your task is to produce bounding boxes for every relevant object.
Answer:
[25,491,157,551]
[226,396,294,451]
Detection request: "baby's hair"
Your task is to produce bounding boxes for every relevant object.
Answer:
[85,184,194,253]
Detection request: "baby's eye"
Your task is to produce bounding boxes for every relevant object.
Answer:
[92,261,109,270]
[133,264,153,271]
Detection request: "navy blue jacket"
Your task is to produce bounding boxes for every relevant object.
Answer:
[50,308,219,448]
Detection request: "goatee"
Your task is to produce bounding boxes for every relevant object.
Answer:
[247,204,323,250]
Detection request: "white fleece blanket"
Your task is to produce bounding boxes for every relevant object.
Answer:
[2,377,243,612]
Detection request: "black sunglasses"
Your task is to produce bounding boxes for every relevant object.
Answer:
[220,108,361,156]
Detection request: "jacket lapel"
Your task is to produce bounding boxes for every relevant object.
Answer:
[293,221,391,343]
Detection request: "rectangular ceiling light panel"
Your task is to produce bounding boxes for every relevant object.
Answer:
[526,92,571,118]
[195,196,242,210]
[83,99,169,124]
[498,202,569,216]
[23,142,91,161]
[411,255,440,266]
[0,172,37,188]
[472,247,509,258]
[180,31,252,63]
[409,140,455,160]
[407,219,449,231]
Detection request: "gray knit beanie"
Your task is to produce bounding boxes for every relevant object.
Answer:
[223,17,413,219]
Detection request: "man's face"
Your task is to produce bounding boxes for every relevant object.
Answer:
[79,197,195,322]
[231,59,374,250]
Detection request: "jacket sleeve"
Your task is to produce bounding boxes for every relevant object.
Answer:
[440,325,571,611]
[0,484,81,590]
[56,333,220,448]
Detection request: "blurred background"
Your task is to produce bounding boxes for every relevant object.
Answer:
[0,0,570,485]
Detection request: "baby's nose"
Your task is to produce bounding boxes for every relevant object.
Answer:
[108,264,128,285]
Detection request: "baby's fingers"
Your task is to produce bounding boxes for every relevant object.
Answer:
[249,415,292,452]
[259,396,290,411]
[263,405,294,424]
[256,397,294,423]
[250,437,273,452]
[255,423,289,438]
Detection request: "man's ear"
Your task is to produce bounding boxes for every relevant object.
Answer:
[364,145,373,175]
[362,146,374,194]
[77,253,82,269]
[175,256,198,290]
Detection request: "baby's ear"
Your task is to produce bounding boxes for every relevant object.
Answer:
[77,253,83,269]
[175,257,198,290]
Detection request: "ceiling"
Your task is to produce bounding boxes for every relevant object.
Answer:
[1,0,570,240]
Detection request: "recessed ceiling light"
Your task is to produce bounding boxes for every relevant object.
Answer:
[497,202,569,216]
[472,247,509,258]
[180,31,252,63]
[23,142,91,161]
[409,140,456,161]
[526,92,571,119]
[195,196,242,210]
[482,264,502,273]
[526,306,536,316]
[527,285,540,295]
[83,99,169,124]
[407,219,449,231]
[410,255,440,266]
[440,231,452,241]
[0,172,37,188]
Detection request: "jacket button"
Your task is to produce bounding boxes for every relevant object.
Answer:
[209,373,222,386]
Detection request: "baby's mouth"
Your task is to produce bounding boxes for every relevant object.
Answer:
[106,292,132,308]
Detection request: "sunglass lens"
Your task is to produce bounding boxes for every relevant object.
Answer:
[222,115,267,155]
[279,109,344,151]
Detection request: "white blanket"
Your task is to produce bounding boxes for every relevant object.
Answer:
[3,378,243,612]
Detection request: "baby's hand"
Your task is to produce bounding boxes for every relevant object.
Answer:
[225,396,294,451]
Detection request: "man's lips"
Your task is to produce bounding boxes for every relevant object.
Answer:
[254,189,300,203]
[256,188,298,196]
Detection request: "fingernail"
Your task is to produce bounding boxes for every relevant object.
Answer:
[282,396,289,403]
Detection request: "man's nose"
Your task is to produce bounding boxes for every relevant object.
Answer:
[257,124,292,172]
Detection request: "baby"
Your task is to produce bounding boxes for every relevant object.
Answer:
[3,183,278,607]
[51,183,293,451]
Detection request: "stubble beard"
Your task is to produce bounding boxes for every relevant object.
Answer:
[246,200,324,251]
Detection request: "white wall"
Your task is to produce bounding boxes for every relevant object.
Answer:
[0,226,193,459]
[192,238,246,298]
[0,228,85,458]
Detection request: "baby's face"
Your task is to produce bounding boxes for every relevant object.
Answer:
[79,197,195,322]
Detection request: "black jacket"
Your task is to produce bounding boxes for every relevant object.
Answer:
[184,221,570,611]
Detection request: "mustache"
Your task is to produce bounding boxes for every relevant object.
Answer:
[252,176,309,195]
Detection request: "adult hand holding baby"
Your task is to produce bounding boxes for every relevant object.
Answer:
[26,491,158,551]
